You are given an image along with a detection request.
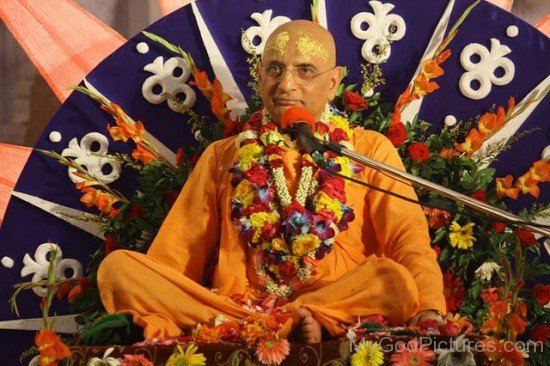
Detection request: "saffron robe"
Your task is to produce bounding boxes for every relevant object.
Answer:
[98,128,446,339]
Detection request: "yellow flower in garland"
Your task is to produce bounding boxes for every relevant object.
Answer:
[315,191,343,221]
[234,180,255,207]
[292,234,321,256]
[330,115,353,138]
[271,238,289,253]
[250,212,279,243]
[242,323,265,348]
[334,156,352,178]
[448,221,476,250]
[165,343,206,366]
[238,143,264,171]
[350,340,384,366]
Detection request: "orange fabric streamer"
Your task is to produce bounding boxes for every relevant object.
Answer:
[535,14,550,37]
[0,0,125,102]
[0,143,32,224]
[157,0,195,16]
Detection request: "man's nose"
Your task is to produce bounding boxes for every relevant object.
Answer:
[278,69,298,91]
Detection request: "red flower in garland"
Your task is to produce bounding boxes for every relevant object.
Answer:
[329,128,349,143]
[245,164,269,186]
[386,122,407,146]
[443,271,466,312]
[531,324,550,343]
[407,142,430,163]
[343,91,368,111]
[532,284,550,306]
[516,228,537,246]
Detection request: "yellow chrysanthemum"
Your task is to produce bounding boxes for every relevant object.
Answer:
[242,323,265,348]
[448,221,476,250]
[165,343,206,366]
[234,180,255,207]
[334,156,352,178]
[315,191,343,221]
[238,143,264,171]
[292,234,321,256]
[271,238,289,253]
[350,340,385,366]
[250,212,279,243]
[329,115,353,138]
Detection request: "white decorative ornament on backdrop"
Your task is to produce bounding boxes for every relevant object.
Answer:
[20,243,83,297]
[350,1,406,64]
[459,38,515,100]
[142,56,197,112]
[542,145,550,162]
[241,9,291,55]
[61,132,121,184]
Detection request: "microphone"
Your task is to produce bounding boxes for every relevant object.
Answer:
[280,107,327,164]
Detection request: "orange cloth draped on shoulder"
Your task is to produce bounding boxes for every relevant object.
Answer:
[98,128,445,339]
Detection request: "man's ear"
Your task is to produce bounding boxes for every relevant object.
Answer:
[327,66,343,101]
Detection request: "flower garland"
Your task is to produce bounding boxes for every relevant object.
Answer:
[230,105,363,300]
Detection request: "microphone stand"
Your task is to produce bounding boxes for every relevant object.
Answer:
[289,126,550,239]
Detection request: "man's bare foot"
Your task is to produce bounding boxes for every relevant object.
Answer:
[297,307,322,344]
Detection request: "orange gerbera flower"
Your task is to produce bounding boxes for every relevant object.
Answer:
[495,175,520,199]
[515,173,540,198]
[132,143,157,165]
[529,160,550,182]
[456,128,484,156]
[35,329,72,366]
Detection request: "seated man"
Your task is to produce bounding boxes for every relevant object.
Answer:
[98,19,445,344]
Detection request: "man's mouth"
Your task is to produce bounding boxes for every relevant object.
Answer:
[273,98,300,106]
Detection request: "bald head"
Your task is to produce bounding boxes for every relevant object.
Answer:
[258,20,342,123]
[263,20,337,68]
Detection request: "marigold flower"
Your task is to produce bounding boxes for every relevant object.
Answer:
[242,323,265,348]
[448,221,476,250]
[350,340,384,366]
[495,175,519,199]
[196,325,221,343]
[389,338,436,365]
[291,234,321,257]
[255,337,290,366]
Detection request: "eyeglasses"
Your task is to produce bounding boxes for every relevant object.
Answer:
[261,62,336,86]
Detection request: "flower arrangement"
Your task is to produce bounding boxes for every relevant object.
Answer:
[10,0,550,365]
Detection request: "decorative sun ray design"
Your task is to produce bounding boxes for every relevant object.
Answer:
[11,191,104,240]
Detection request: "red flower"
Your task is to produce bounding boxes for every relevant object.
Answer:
[386,123,407,146]
[481,287,500,304]
[244,164,268,186]
[516,228,537,246]
[471,189,486,202]
[176,147,185,168]
[407,142,430,163]
[533,284,550,306]
[343,91,367,111]
[329,128,349,143]
[531,324,550,343]
[423,207,451,229]
[443,272,465,313]
[278,261,297,278]
[103,235,118,256]
[492,222,506,233]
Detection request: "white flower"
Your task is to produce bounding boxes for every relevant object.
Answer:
[194,130,204,142]
[235,130,258,147]
[436,335,476,366]
[474,261,501,281]
[86,347,121,366]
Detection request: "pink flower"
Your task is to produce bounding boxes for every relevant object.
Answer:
[390,339,436,365]
[120,353,153,366]
[255,337,290,366]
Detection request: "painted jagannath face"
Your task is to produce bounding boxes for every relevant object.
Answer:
[258,21,342,123]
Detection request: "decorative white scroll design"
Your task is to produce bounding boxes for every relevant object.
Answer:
[61,132,121,184]
[142,56,197,112]
[459,38,515,100]
[350,1,406,64]
[20,243,83,297]
[241,9,291,55]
